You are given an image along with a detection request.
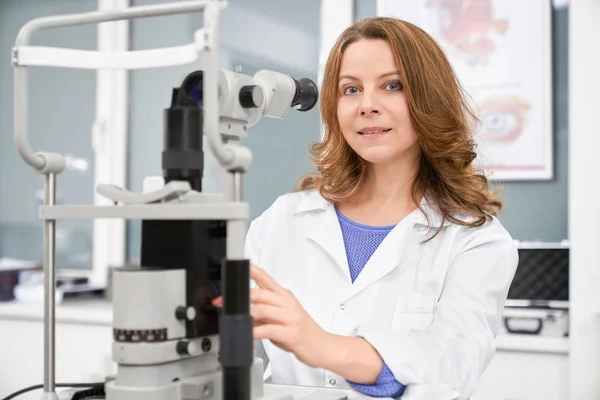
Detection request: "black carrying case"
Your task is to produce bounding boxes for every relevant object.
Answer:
[500,241,569,338]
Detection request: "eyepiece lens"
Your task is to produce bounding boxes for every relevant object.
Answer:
[291,77,318,112]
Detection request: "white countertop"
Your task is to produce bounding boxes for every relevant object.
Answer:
[0,300,570,354]
[0,299,112,326]
[496,333,569,354]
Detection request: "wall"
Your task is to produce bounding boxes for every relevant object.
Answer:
[0,0,97,269]
[355,0,569,242]
[568,0,600,397]
[0,1,566,263]
[125,0,322,261]
[0,0,322,266]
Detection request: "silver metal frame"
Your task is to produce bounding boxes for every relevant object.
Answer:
[11,1,227,397]
[43,173,57,395]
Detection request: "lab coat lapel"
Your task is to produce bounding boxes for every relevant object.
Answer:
[295,191,450,297]
[296,191,352,282]
[341,201,448,302]
[342,217,412,302]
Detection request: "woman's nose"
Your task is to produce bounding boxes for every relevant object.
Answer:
[359,91,380,115]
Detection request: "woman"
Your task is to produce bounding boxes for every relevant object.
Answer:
[214,16,518,400]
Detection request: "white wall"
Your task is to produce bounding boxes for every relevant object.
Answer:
[568,0,600,398]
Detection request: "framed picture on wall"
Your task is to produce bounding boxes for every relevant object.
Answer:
[377,0,554,181]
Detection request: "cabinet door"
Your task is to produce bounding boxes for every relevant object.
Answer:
[0,319,114,400]
[473,351,568,400]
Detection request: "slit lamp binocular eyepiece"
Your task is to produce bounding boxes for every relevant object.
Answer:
[175,69,319,130]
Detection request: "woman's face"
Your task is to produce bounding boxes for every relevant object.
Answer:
[336,38,419,166]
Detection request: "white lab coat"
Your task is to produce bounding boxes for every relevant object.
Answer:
[245,189,518,400]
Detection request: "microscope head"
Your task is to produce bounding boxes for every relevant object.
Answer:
[177,68,319,137]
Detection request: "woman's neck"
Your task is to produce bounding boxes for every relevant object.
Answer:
[336,157,421,226]
[361,163,416,205]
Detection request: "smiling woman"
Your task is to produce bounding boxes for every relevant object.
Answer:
[225,16,518,400]
[336,39,419,186]
[300,17,503,231]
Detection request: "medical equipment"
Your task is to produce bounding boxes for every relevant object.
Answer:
[10,1,358,399]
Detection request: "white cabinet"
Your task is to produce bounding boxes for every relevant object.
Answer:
[0,301,115,400]
[473,336,569,400]
[0,300,570,400]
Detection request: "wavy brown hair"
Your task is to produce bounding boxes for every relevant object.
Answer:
[297,17,502,236]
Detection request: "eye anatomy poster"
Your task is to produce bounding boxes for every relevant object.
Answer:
[377,0,553,180]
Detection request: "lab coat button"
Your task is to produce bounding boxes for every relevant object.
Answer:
[329,378,336,385]
[339,304,345,310]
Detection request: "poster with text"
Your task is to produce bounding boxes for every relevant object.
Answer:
[377,0,553,180]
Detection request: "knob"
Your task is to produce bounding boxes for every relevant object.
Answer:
[175,306,197,321]
[176,340,198,356]
[239,85,264,108]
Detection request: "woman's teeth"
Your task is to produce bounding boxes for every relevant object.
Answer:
[359,129,391,135]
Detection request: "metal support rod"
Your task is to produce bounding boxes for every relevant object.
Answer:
[14,0,216,46]
[13,0,225,175]
[233,172,243,202]
[43,173,57,396]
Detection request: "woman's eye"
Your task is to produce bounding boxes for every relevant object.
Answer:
[386,81,402,91]
[344,86,359,95]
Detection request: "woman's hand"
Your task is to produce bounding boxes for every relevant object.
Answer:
[211,265,332,368]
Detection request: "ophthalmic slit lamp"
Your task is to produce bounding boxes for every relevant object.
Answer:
[10,1,360,399]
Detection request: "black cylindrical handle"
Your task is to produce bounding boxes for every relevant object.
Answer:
[162,106,204,191]
[220,259,252,400]
[222,259,250,314]
[223,368,251,400]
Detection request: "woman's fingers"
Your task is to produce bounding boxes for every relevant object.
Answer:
[253,323,288,343]
[211,287,283,308]
[211,290,288,326]
[250,288,282,307]
[250,304,289,325]
[250,265,287,295]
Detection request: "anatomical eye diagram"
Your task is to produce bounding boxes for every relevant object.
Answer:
[476,95,530,143]
[425,0,509,66]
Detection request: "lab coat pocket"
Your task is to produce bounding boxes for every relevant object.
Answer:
[391,294,436,332]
